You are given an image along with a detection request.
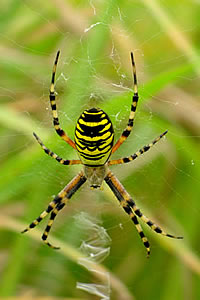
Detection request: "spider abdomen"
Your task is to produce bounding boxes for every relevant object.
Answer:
[75,108,114,166]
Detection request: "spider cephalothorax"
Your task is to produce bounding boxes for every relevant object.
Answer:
[22,51,182,256]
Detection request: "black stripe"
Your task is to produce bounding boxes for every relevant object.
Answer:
[55,156,61,161]
[139,231,145,238]
[154,227,162,234]
[131,154,137,160]
[144,241,150,248]
[123,157,130,163]
[128,118,133,126]
[81,113,105,123]
[75,132,113,146]
[134,209,143,217]
[133,93,138,101]
[132,215,139,224]
[127,199,135,207]
[67,175,87,199]
[123,205,132,214]
[50,93,55,100]
[42,233,47,240]
[143,145,150,151]
[131,104,136,112]
[51,104,57,110]
[78,146,112,157]
[122,129,130,137]
[77,122,112,138]
[57,203,65,210]
[44,148,50,154]
[77,144,112,152]
[45,225,51,232]
[147,220,153,226]
[104,175,124,202]
[75,138,113,152]
[30,223,36,228]
[79,153,106,161]
[56,128,64,136]
[52,73,55,84]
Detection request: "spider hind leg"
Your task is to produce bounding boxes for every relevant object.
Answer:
[22,172,87,248]
[41,202,66,249]
[105,170,183,256]
[123,204,150,256]
[21,195,62,233]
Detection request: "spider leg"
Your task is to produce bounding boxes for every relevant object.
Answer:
[41,202,66,249]
[112,52,138,154]
[104,170,183,255]
[125,206,150,257]
[109,130,168,166]
[33,132,81,166]
[21,171,86,236]
[49,51,76,149]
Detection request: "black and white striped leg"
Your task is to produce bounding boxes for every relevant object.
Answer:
[123,204,150,256]
[112,52,139,153]
[42,202,66,249]
[33,132,81,166]
[49,51,76,149]
[22,171,87,241]
[105,170,183,256]
[109,130,168,166]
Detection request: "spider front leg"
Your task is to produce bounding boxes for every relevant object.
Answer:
[108,130,168,166]
[112,52,139,153]
[49,51,76,149]
[105,170,183,256]
[22,171,87,248]
[33,132,81,166]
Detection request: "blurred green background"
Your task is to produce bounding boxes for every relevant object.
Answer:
[0,0,200,299]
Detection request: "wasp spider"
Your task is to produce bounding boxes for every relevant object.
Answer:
[22,51,183,256]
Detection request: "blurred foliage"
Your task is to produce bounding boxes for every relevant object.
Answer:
[0,0,200,299]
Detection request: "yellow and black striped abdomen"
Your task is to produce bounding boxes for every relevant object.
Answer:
[74,108,114,166]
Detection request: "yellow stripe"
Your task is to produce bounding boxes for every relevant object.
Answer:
[76,123,84,132]
[99,135,113,149]
[41,211,48,218]
[53,111,58,118]
[99,122,111,133]
[76,144,111,156]
[76,146,100,156]
[130,111,135,119]
[75,135,113,151]
[74,137,84,148]
[48,220,54,226]
[84,111,103,115]
[135,224,142,232]
[50,83,54,92]
[75,130,111,141]
[79,118,108,126]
